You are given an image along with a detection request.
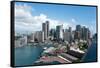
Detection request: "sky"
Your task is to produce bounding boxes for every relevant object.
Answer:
[15,2,97,34]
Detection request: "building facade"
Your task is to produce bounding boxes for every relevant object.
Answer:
[56,25,63,40]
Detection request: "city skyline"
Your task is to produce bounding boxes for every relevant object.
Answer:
[15,2,97,34]
[12,1,97,67]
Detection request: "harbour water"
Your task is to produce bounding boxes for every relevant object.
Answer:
[82,42,97,62]
[15,45,43,66]
[15,43,97,66]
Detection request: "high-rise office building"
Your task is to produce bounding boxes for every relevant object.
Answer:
[50,29,56,39]
[42,21,49,40]
[81,26,90,40]
[38,31,44,42]
[74,25,82,40]
[34,31,44,42]
[56,25,63,40]
[86,28,91,40]
[34,31,39,42]
[63,29,70,42]
[42,23,47,40]
[69,27,72,32]
[74,31,81,40]
[46,21,49,38]
[76,25,81,31]
[63,27,73,43]
[68,27,72,42]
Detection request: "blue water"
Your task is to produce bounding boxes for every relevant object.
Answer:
[15,46,43,66]
[15,43,97,66]
[82,42,97,62]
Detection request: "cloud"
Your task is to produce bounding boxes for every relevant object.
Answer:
[15,3,33,18]
[71,18,76,23]
[15,3,96,35]
[15,3,77,33]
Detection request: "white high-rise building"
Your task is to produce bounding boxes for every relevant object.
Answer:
[34,31,44,42]
[38,31,44,42]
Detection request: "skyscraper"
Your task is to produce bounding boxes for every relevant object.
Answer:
[38,31,44,42]
[69,27,72,32]
[42,23,47,40]
[81,26,90,40]
[69,27,72,42]
[76,25,81,31]
[63,27,72,43]
[56,25,63,40]
[74,25,82,40]
[42,21,49,40]
[34,31,39,42]
[63,29,70,42]
[50,29,56,40]
[46,21,49,38]
[34,31,44,42]
[74,31,80,40]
